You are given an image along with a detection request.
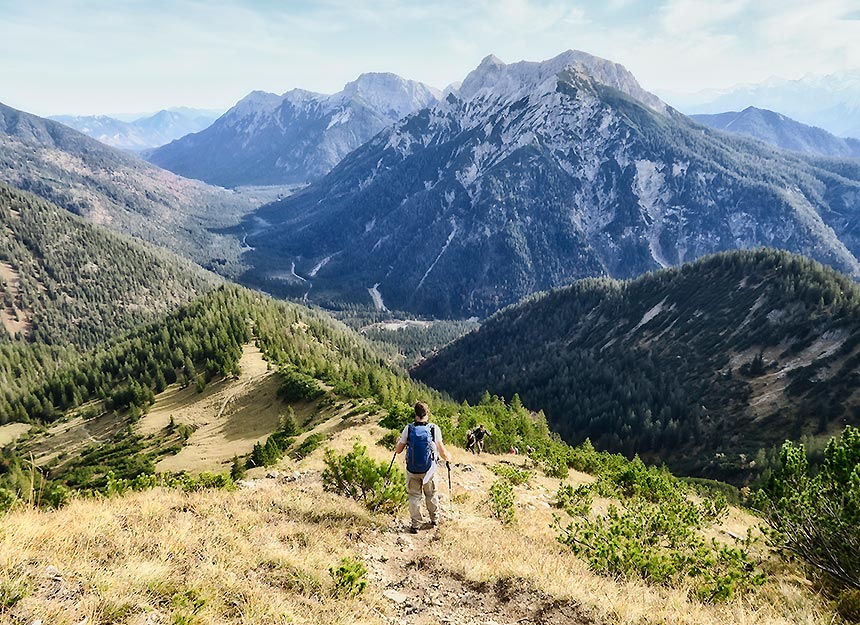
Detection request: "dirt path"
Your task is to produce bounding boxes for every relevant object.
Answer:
[359,465,595,625]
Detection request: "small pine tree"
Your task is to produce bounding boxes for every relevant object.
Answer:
[230,455,246,481]
[264,437,281,466]
[249,442,266,468]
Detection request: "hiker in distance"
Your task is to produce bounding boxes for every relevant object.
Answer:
[394,401,451,533]
[473,424,490,454]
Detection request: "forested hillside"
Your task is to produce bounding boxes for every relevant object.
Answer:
[414,249,860,483]
[0,184,220,398]
[0,102,258,274]
[1,284,558,503]
[0,286,427,423]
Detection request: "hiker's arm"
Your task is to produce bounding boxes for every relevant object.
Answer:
[436,439,451,462]
[395,425,408,454]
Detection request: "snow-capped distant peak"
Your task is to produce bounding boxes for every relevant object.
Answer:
[281,88,328,106]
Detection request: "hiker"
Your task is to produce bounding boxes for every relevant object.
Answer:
[473,424,489,454]
[466,430,477,454]
[395,401,451,533]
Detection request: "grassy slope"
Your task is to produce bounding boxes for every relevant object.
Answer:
[0,417,830,625]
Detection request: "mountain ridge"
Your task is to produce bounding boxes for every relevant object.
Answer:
[671,71,860,139]
[0,101,257,274]
[691,106,860,158]
[49,108,219,151]
[235,51,860,317]
[147,72,441,187]
[413,248,860,482]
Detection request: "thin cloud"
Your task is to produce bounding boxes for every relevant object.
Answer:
[0,0,855,115]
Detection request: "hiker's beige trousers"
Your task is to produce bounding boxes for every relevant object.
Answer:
[406,470,439,527]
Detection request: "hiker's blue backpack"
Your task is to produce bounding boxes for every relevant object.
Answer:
[406,423,435,473]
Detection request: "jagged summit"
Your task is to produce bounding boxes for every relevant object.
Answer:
[148,71,440,186]
[458,50,667,113]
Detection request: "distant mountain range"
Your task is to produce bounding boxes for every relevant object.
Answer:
[0,101,257,273]
[235,51,860,318]
[49,107,220,151]
[414,249,860,483]
[691,107,860,159]
[668,72,860,140]
[147,73,440,187]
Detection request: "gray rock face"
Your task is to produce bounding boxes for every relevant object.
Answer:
[237,51,860,318]
[147,73,440,187]
[692,107,860,158]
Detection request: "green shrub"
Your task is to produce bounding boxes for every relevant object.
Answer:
[230,455,246,481]
[837,589,860,623]
[278,368,324,402]
[681,477,742,506]
[554,483,592,516]
[329,557,367,598]
[103,471,235,496]
[321,444,405,513]
[182,472,234,492]
[0,578,28,608]
[0,488,16,513]
[489,464,532,485]
[489,479,516,525]
[291,433,326,460]
[555,482,763,601]
[378,402,412,431]
[377,430,399,451]
[758,426,860,594]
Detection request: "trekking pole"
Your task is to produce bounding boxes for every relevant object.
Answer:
[446,461,453,514]
[445,460,454,502]
[383,451,397,486]
[446,461,452,494]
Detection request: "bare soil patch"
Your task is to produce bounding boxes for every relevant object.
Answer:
[0,260,31,337]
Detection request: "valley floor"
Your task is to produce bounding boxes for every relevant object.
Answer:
[0,416,832,625]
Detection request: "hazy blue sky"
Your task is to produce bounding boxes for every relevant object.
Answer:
[3,0,859,116]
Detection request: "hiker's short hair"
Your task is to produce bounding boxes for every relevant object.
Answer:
[414,401,430,421]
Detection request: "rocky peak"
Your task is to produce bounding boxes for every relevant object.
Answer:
[457,50,666,113]
[340,72,440,120]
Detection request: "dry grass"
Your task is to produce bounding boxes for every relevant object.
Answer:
[0,418,836,625]
[0,485,389,625]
